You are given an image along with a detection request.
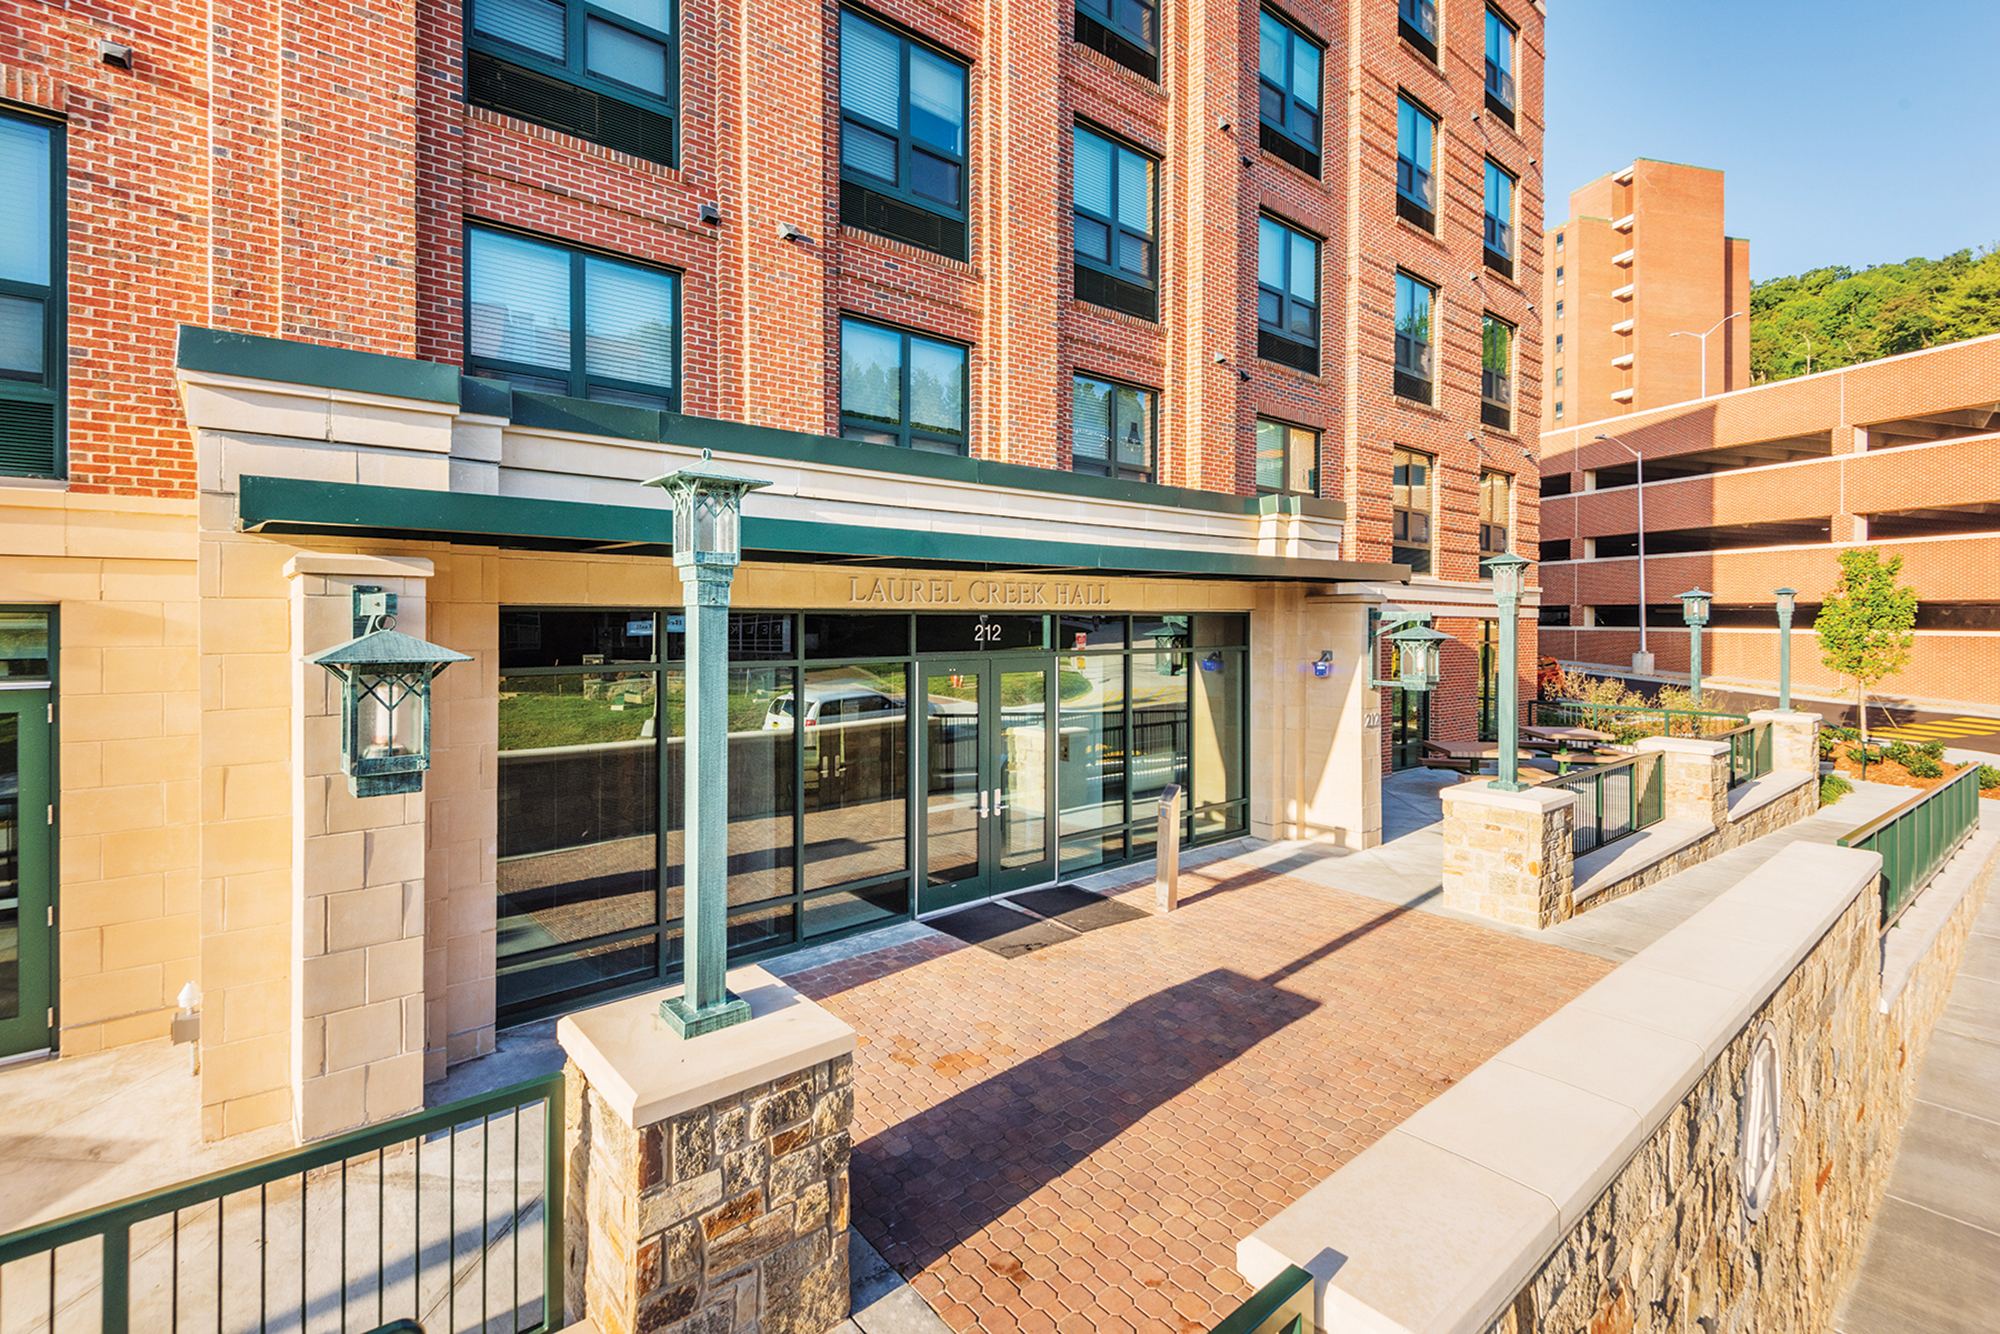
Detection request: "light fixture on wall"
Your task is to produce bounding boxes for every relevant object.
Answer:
[310,587,470,798]
[1312,650,1333,679]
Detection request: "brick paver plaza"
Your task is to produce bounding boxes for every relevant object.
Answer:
[786,858,1615,1334]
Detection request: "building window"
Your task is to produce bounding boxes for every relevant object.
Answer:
[1484,7,1517,128]
[839,317,968,453]
[1075,0,1157,81]
[1398,0,1437,61]
[839,12,969,260]
[0,112,61,479]
[1071,374,1156,481]
[1555,230,1564,252]
[1554,401,1563,420]
[468,0,679,166]
[1256,419,1318,496]
[1484,159,1516,279]
[1396,95,1437,232]
[1394,271,1435,405]
[1555,299,1564,320]
[1073,125,1158,321]
[1257,216,1319,375]
[1554,366,1563,386]
[1555,332,1563,354]
[1481,315,1513,431]
[1257,11,1322,177]
[1479,470,1512,558]
[1392,447,1433,575]
[466,226,680,409]
[1556,265,1564,285]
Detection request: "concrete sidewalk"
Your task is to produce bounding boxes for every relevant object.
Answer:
[1836,886,2000,1333]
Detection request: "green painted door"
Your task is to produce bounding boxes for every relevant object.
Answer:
[1389,686,1429,772]
[918,659,1055,914]
[0,689,52,1057]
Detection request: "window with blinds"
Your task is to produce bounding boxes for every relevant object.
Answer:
[1396,95,1437,233]
[468,0,678,166]
[1479,470,1512,558]
[1392,447,1433,574]
[839,316,968,453]
[839,12,969,260]
[1074,0,1158,81]
[466,226,681,409]
[1481,314,1513,430]
[1255,419,1318,497]
[1072,126,1158,321]
[1257,215,1319,375]
[1257,11,1322,177]
[0,111,62,480]
[1071,374,1156,482]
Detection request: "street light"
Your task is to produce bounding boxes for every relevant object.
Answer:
[1487,553,1531,792]
[1679,587,1712,705]
[310,587,471,797]
[644,449,771,1039]
[1594,432,1651,674]
[1667,310,1744,400]
[1773,587,1797,711]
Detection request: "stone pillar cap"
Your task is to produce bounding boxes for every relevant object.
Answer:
[1438,780,1577,812]
[558,965,856,1129]
[1634,736,1731,757]
[1745,709,1822,722]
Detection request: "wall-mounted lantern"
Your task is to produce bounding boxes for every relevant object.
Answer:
[1367,618,1449,693]
[310,587,470,797]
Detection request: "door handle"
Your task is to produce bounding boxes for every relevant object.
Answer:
[976,789,989,818]
[992,786,1006,815]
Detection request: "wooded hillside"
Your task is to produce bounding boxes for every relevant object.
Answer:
[1749,246,2000,383]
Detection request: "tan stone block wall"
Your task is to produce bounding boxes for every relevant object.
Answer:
[0,490,201,1058]
[1442,790,1577,930]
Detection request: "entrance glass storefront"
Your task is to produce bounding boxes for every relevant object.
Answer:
[495,608,1249,1022]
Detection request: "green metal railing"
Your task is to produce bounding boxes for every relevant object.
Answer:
[1543,753,1665,855]
[1718,722,1775,789]
[0,1073,565,1334]
[1531,698,1746,742]
[1204,1265,1312,1334]
[1839,762,1984,928]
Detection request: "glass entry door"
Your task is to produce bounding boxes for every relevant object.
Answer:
[918,660,1055,914]
[0,689,52,1058]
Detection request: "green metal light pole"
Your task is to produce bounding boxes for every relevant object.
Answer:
[1773,587,1797,711]
[646,451,770,1039]
[1486,553,1530,792]
[1679,588,1712,706]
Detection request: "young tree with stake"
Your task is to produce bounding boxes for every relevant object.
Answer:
[1815,548,1918,750]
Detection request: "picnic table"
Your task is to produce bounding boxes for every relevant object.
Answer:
[1421,739,1548,784]
[1521,724,1620,774]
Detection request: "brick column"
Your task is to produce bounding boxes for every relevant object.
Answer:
[287,553,437,1141]
[1440,782,1578,929]
[560,965,857,1334]
[1635,736,1730,827]
[1748,709,1822,776]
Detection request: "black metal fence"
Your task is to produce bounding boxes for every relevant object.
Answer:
[1543,753,1665,856]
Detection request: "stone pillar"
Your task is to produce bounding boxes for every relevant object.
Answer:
[1636,736,1729,827]
[1748,709,1822,776]
[1440,781,1579,929]
[559,965,857,1334]
[287,553,437,1141]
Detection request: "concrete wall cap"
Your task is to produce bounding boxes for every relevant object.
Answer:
[557,965,857,1129]
[284,552,438,581]
[1634,736,1730,757]
[1438,781,1578,813]
[1745,709,1822,723]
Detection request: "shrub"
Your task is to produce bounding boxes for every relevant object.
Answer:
[1820,773,1854,804]
[1905,753,1945,779]
[1981,764,2000,791]
[1918,740,1947,759]
[1846,746,1882,765]
[1884,741,1913,766]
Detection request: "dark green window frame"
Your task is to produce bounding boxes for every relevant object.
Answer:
[1481,314,1513,431]
[1257,9,1323,177]
[838,315,970,454]
[467,0,680,167]
[838,10,971,261]
[1484,7,1517,127]
[1396,94,1437,233]
[1070,372,1157,482]
[1484,158,1517,279]
[464,224,683,410]
[1257,214,1320,375]
[1071,123,1159,321]
[1074,0,1158,81]
[1256,418,1318,497]
[0,110,65,480]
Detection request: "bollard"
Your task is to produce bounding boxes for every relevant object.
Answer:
[1156,783,1183,913]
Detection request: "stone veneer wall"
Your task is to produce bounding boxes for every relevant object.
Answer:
[1483,866,1990,1334]
[1441,784,1578,929]
[564,1055,854,1334]
[1576,777,1821,917]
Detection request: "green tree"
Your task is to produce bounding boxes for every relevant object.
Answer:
[1815,548,1918,748]
[1750,245,2000,384]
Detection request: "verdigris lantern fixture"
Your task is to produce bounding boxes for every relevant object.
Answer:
[1679,587,1713,704]
[1367,616,1449,694]
[1773,587,1798,711]
[644,449,771,1039]
[311,587,470,797]
[1484,552,1531,791]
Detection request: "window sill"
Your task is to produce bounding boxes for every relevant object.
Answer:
[0,475,68,492]
[1063,42,1169,100]
[1395,216,1445,253]
[1069,291,1164,333]
[1390,393,1446,418]
[839,226,980,278]
[466,104,682,180]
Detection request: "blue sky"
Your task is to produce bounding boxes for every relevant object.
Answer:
[1543,0,2000,282]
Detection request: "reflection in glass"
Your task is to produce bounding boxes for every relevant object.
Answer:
[496,672,660,1016]
[1193,649,1245,837]
[726,666,796,907]
[0,612,50,678]
[1,714,17,1021]
[1057,654,1124,835]
[801,665,908,890]
[804,882,910,938]
[1129,650,1188,816]
[999,668,1049,870]
[925,671,981,886]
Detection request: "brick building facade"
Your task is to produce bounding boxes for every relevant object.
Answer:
[0,0,1542,1138]
[1541,334,2000,711]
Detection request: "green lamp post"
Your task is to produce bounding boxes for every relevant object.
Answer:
[1679,587,1713,705]
[1773,588,1797,711]
[310,587,471,797]
[644,450,771,1039]
[1485,553,1531,792]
